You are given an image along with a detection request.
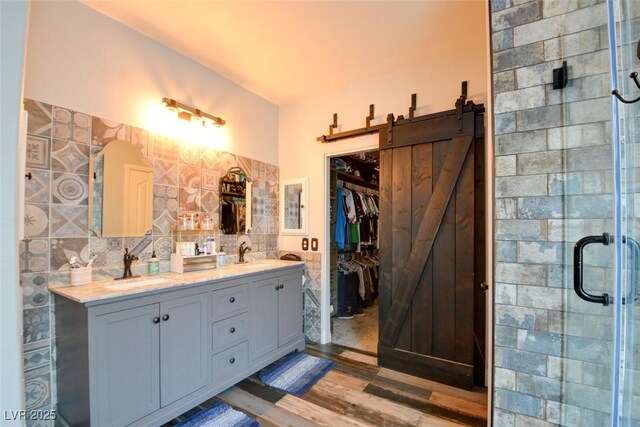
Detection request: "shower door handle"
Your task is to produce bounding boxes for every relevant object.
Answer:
[622,236,639,305]
[574,233,611,306]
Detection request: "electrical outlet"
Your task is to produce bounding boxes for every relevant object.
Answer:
[302,238,309,251]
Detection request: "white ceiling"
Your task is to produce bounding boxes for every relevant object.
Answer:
[81,1,485,106]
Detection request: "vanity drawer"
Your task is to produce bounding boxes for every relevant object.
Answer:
[211,285,248,321]
[212,313,248,352]
[211,341,249,384]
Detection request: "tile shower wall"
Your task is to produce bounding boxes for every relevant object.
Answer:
[19,98,280,421]
[491,1,615,426]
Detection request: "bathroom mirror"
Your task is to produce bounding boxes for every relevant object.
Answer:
[219,167,252,234]
[280,177,308,235]
[88,139,153,237]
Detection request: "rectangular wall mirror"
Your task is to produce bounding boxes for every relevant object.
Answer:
[88,139,153,237]
[280,177,308,235]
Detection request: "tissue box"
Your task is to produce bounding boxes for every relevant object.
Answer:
[70,266,92,286]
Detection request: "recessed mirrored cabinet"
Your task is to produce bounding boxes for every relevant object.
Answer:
[89,139,153,237]
[220,167,252,234]
[280,177,308,235]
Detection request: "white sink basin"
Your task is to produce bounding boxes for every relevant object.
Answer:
[104,276,174,290]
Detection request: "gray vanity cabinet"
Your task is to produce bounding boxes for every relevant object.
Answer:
[250,271,302,361]
[93,293,207,426]
[95,304,160,427]
[54,264,304,427]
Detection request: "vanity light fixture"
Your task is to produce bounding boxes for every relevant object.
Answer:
[162,97,225,127]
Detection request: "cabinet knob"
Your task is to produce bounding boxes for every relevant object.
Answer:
[229,297,235,303]
[153,317,160,324]
[229,357,235,364]
[162,314,170,321]
[280,284,284,290]
[230,327,236,334]
[275,285,279,290]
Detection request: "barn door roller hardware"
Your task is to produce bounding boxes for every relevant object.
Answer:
[317,103,388,143]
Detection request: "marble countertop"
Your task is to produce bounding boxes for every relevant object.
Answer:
[49,259,305,304]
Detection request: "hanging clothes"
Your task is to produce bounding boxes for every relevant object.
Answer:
[335,187,348,249]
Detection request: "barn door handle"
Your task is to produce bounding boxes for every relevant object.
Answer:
[574,233,611,306]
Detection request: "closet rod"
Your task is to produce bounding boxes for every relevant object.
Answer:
[317,122,387,143]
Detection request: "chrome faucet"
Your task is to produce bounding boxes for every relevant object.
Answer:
[121,247,139,279]
[238,242,252,263]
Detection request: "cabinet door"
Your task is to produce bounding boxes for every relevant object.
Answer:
[160,293,208,407]
[250,277,279,361]
[278,273,303,346]
[95,304,160,427]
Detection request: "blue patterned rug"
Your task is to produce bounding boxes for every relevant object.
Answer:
[258,351,335,396]
[175,401,258,427]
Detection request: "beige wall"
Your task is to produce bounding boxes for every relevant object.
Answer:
[24,0,279,165]
[278,1,490,342]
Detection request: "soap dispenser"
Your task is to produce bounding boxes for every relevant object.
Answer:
[218,246,226,267]
[148,251,160,275]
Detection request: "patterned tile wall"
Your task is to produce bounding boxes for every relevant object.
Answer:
[20,98,280,418]
[278,250,322,343]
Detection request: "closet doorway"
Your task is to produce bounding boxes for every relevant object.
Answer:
[329,150,380,354]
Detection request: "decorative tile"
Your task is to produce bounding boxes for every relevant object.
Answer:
[252,159,266,181]
[154,236,173,260]
[237,156,252,178]
[91,116,128,146]
[179,163,201,188]
[22,273,50,309]
[201,149,220,170]
[50,238,89,270]
[153,210,176,236]
[266,163,278,183]
[179,187,201,213]
[26,135,51,170]
[219,153,237,174]
[24,205,49,238]
[51,173,88,205]
[90,237,123,267]
[25,169,50,204]
[179,143,201,165]
[23,341,51,371]
[266,181,278,199]
[52,106,91,144]
[24,365,51,410]
[24,99,52,137]
[153,185,179,211]
[23,307,50,344]
[130,127,151,157]
[20,239,49,273]
[200,190,218,213]
[201,169,219,190]
[154,159,178,186]
[124,235,153,263]
[153,134,178,160]
[50,205,87,237]
[251,216,265,234]
[51,139,89,174]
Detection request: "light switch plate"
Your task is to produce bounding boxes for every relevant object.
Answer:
[311,238,318,251]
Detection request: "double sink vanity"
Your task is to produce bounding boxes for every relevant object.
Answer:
[51,259,305,427]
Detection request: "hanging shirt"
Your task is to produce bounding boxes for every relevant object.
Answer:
[335,187,348,249]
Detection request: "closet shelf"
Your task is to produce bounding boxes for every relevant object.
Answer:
[331,168,377,189]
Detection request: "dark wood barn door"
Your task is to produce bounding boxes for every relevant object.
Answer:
[377,100,485,390]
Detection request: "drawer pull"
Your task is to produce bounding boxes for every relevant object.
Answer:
[230,327,236,334]
[162,314,170,321]
[229,297,235,303]
[275,285,279,290]
[229,357,235,364]
[153,317,160,324]
[279,284,284,290]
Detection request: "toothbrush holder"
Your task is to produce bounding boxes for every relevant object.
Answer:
[70,266,93,286]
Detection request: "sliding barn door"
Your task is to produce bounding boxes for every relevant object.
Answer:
[378,100,485,390]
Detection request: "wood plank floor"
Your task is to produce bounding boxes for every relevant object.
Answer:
[163,343,488,426]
